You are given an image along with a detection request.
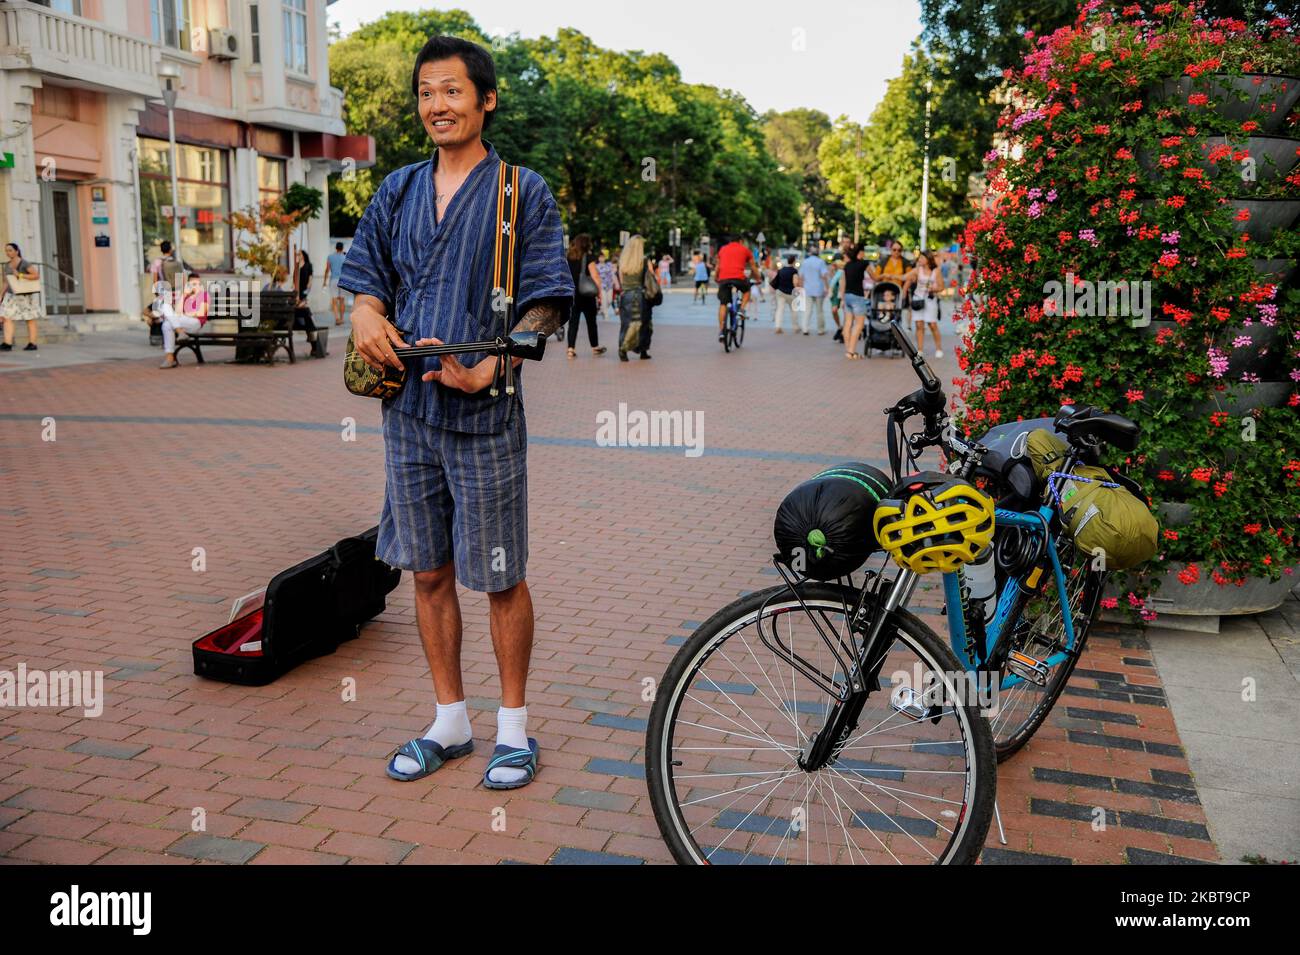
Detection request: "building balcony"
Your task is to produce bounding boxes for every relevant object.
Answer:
[0,1,158,99]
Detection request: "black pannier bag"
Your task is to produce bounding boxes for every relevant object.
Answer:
[773,462,891,580]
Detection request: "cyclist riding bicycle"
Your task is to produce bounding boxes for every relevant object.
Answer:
[715,235,759,343]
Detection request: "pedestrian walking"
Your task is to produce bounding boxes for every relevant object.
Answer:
[0,242,41,352]
[798,247,830,335]
[828,252,845,342]
[901,250,943,359]
[842,244,870,359]
[596,251,617,321]
[324,241,349,326]
[618,235,648,361]
[565,234,606,358]
[770,254,799,334]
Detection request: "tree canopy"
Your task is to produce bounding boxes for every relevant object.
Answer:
[818,47,977,250]
[328,9,804,250]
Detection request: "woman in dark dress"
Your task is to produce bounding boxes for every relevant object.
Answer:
[565,234,605,358]
[293,249,319,352]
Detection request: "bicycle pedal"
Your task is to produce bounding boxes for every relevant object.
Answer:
[890,685,928,721]
[1006,649,1050,686]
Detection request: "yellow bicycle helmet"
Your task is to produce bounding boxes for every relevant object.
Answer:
[873,471,996,574]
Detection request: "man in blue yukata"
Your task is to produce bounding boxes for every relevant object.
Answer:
[339,36,573,789]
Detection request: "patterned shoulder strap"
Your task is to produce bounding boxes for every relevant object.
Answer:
[491,161,521,335]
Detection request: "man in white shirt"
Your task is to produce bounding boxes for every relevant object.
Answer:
[798,249,831,335]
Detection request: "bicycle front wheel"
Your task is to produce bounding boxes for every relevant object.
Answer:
[734,316,745,348]
[646,582,995,865]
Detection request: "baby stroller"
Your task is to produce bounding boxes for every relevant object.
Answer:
[863,281,903,357]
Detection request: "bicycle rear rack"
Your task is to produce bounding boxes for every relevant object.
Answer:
[756,556,893,703]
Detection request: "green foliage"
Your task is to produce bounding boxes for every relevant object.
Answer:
[326,10,802,247]
[818,48,975,249]
[762,108,852,241]
[918,0,1300,165]
[281,182,323,222]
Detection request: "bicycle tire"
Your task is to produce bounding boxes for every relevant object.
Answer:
[992,566,1105,762]
[735,316,745,348]
[646,582,996,865]
[723,323,733,352]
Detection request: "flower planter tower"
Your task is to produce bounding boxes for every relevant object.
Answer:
[958,3,1300,631]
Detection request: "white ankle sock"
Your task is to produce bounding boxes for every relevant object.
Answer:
[392,700,472,776]
[486,705,530,785]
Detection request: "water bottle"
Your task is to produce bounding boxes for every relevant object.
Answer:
[964,548,997,626]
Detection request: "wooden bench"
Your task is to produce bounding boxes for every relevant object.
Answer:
[173,288,298,365]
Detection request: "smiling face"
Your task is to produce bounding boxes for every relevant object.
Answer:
[417,56,496,149]
[4,244,16,262]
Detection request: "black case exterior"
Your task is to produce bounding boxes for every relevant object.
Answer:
[193,527,401,685]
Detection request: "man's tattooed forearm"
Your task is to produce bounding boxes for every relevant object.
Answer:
[513,302,566,338]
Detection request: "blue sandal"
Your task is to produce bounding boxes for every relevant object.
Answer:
[482,738,539,790]
[386,738,474,781]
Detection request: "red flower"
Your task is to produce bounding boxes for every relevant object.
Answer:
[1178,564,1200,585]
[1188,93,1209,106]
[1243,523,1262,535]
[1125,388,1144,402]
[1190,467,1214,482]
[1163,529,1179,541]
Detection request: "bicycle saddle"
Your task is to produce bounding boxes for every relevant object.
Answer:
[1054,404,1140,452]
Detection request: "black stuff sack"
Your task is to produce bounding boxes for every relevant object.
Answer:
[773,462,891,580]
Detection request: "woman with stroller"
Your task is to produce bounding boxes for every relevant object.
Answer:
[901,250,943,359]
[840,244,871,360]
[871,240,910,330]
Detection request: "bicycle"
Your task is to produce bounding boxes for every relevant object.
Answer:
[645,320,1140,864]
[722,285,746,353]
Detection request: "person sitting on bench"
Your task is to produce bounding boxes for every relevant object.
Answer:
[156,272,209,369]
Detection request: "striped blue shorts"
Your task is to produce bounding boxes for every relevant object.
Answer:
[377,403,529,593]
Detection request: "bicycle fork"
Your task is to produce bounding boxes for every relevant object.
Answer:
[799,570,920,772]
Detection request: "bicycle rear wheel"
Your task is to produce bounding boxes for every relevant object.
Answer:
[991,541,1105,761]
[646,582,995,864]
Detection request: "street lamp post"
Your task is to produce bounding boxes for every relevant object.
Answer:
[671,138,693,271]
[919,78,933,252]
[853,129,863,245]
[158,63,184,271]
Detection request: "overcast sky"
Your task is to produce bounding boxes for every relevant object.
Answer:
[327,0,924,125]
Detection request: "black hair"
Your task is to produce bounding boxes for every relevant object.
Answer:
[5,242,20,257]
[299,250,312,268]
[411,35,498,131]
[335,241,344,250]
[786,254,796,264]
[160,240,172,254]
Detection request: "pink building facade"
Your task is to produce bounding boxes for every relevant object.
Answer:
[0,0,372,320]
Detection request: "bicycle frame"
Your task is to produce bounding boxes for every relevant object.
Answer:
[939,505,1078,690]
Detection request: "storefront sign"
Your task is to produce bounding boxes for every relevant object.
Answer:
[91,186,109,224]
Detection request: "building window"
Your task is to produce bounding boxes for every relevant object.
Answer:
[32,1,84,15]
[35,86,79,122]
[284,0,308,75]
[137,136,231,271]
[249,4,261,65]
[150,0,191,52]
[257,155,286,201]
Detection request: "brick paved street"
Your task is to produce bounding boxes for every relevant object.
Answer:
[0,287,1217,864]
